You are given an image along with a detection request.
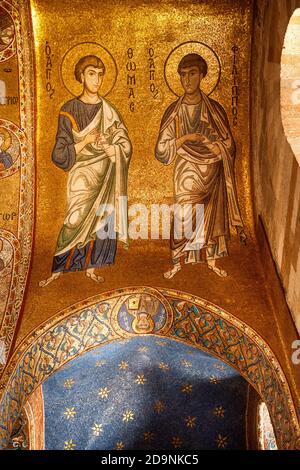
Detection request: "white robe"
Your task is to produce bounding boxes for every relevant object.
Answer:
[55,98,132,256]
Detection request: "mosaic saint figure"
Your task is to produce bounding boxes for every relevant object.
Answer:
[155,53,246,278]
[0,238,12,272]
[0,8,14,51]
[0,128,13,171]
[40,55,132,286]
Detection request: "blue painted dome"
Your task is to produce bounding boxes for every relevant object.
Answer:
[42,336,252,450]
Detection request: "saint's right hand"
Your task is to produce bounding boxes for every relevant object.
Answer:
[84,129,101,145]
[185,133,205,143]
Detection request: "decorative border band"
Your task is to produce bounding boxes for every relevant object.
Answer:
[0,286,299,449]
[0,0,35,375]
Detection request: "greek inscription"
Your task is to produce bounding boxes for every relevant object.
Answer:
[45,41,55,99]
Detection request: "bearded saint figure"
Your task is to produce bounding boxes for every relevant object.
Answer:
[155,53,246,279]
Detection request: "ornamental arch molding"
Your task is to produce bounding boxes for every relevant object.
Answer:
[0,287,299,450]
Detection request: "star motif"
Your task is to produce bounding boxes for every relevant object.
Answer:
[156,341,167,347]
[123,410,135,422]
[171,436,183,449]
[64,378,75,389]
[154,401,166,413]
[135,374,146,385]
[116,441,125,450]
[185,416,197,429]
[64,439,76,450]
[181,360,192,368]
[119,361,129,370]
[95,360,106,367]
[209,375,220,385]
[138,346,149,353]
[144,432,155,442]
[98,387,110,399]
[213,363,226,371]
[92,423,103,436]
[64,407,76,420]
[159,362,170,371]
[181,383,193,393]
[216,434,228,448]
[214,406,225,418]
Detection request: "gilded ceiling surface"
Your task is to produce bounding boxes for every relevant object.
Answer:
[0,0,299,450]
[23,0,253,341]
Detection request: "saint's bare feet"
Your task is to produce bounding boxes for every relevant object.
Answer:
[207,263,228,277]
[39,272,62,287]
[163,264,182,279]
[86,270,104,283]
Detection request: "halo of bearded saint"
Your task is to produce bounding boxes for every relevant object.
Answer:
[60,42,117,97]
[164,41,221,97]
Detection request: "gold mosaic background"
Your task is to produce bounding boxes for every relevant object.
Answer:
[10,0,255,344]
[1,0,300,449]
[32,0,252,248]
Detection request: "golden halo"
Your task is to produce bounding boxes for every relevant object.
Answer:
[60,42,118,98]
[164,41,221,97]
[0,127,12,151]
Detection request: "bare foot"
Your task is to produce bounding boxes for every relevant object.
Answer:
[86,270,104,283]
[207,263,228,278]
[39,272,62,287]
[164,264,182,279]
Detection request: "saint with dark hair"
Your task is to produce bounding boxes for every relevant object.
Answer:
[39,55,132,286]
[0,7,14,51]
[155,53,245,278]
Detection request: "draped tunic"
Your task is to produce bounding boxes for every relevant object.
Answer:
[0,151,13,169]
[51,97,132,273]
[155,91,243,264]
